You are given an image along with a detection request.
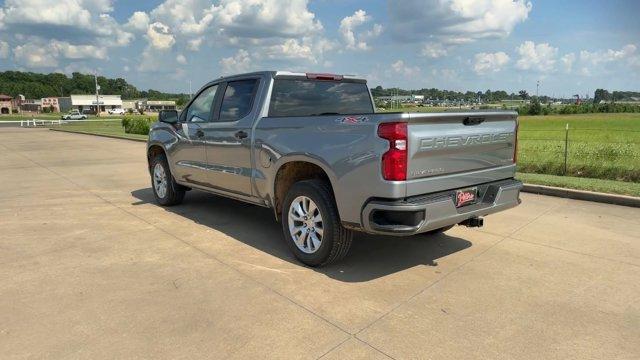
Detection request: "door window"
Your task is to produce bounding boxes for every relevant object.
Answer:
[186,85,218,122]
[218,80,258,122]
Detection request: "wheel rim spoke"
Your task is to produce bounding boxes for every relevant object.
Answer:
[288,196,323,254]
[153,163,167,198]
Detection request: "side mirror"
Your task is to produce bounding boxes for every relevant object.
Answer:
[159,110,179,124]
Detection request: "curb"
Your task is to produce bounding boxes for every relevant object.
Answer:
[49,128,147,143]
[522,184,640,208]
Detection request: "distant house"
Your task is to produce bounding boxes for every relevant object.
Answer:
[137,99,177,112]
[41,97,61,112]
[20,99,42,112]
[69,94,123,114]
[0,94,13,114]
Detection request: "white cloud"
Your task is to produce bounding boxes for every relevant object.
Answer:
[391,60,420,77]
[176,54,187,65]
[150,0,322,39]
[13,39,106,68]
[219,49,252,75]
[560,53,576,72]
[50,41,107,60]
[339,10,382,51]
[421,42,448,58]
[13,43,59,68]
[515,41,558,72]
[1,0,131,46]
[0,41,9,59]
[127,11,150,32]
[0,8,5,30]
[579,44,636,66]
[265,39,314,61]
[146,22,175,50]
[389,0,531,44]
[187,37,204,51]
[473,52,510,75]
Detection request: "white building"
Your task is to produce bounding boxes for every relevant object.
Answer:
[69,95,123,114]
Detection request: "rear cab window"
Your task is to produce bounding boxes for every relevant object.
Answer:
[218,79,259,122]
[268,79,374,117]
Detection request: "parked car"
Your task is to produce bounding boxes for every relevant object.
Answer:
[108,108,126,115]
[147,71,522,266]
[61,110,88,120]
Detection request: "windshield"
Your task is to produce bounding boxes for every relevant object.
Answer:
[268,79,373,117]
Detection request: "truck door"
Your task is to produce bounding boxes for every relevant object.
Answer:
[171,84,219,186]
[200,78,260,196]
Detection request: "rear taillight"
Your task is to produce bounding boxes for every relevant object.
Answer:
[378,122,408,181]
[513,121,519,163]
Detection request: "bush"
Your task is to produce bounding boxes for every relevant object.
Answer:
[528,98,542,115]
[42,107,51,113]
[11,108,18,114]
[122,116,153,135]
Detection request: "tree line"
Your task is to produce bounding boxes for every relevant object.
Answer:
[0,71,190,106]
[372,86,640,104]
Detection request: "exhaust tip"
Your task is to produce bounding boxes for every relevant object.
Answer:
[460,217,484,228]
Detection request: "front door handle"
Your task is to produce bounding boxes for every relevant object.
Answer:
[195,129,204,138]
[235,130,248,140]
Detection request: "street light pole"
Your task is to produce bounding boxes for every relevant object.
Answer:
[94,71,100,117]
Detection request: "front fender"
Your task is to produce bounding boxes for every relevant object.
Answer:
[147,124,179,174]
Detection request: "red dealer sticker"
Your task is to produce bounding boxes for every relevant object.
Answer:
[455,188,478,208]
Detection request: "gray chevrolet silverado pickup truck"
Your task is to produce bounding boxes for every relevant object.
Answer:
[147,71,522,266]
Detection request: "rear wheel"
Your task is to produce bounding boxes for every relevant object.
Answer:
[150,153,185,206]
[282,180,352,267]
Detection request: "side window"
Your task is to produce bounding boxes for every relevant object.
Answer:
[186,85,218,122]
[218,79,258,122]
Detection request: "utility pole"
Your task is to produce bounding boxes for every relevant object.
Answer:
[189,80,193,99]
[94,71,100,117]
[536,80,540,98]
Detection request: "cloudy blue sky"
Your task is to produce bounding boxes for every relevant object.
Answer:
[0,0,638,96]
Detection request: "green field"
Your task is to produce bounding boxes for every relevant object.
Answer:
[518,113,639,182]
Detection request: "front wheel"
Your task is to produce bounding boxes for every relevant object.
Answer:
[150,153,185,206]
[282,180,352,267]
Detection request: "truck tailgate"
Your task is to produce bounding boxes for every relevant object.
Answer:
[405,112,517,195]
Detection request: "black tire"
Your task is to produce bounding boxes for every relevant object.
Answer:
[281,179,353,267]
[426,225,454,235]
[150,153,185,206]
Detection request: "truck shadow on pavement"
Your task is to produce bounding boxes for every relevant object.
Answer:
[131,188,472,282]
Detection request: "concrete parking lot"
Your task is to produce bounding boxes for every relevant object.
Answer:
[1,128,639,359]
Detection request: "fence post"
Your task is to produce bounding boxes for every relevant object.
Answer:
[563,123,569,176]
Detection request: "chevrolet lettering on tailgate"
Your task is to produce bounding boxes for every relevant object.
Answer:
[420,132,512,150]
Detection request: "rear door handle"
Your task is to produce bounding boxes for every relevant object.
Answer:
[235,130,248,140]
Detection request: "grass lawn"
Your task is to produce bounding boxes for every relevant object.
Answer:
[51,120,147,141]
[518,113,640,182]
[517,172,640,197]
[0,113,153,121]
[0,113,67,121]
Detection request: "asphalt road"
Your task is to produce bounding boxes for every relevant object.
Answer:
[1,128,639,359]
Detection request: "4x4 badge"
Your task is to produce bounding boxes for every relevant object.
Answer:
[336,116,368,124]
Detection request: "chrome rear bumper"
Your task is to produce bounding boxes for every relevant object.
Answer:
[361,179,522,235]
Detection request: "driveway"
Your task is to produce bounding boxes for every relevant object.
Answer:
[1,128,638,359]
